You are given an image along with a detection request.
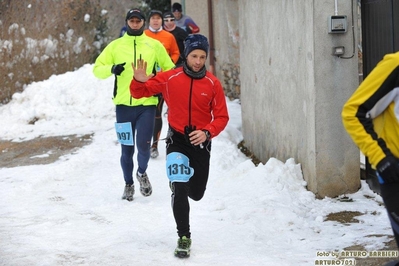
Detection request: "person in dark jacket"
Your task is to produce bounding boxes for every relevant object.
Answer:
[130,34,229,258]
[163,11,188,67]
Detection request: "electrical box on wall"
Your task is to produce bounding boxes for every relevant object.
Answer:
[328,15,347,33]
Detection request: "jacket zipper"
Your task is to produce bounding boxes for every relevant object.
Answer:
[130,38,137,105]
[188,78,194,127]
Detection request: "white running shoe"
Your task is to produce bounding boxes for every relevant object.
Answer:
[136,172,152,196]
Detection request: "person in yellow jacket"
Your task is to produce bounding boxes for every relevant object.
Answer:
[342,52,399,256]
[93,8,175,201]
[144,9,180,159]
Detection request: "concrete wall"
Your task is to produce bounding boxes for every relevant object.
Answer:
[239,0,360,198]
[210,0,240,99]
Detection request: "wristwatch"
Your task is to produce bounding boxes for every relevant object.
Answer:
[202,130,211,141]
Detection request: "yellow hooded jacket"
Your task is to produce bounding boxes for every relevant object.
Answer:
[342,52,399,168]
[93,32,175,106]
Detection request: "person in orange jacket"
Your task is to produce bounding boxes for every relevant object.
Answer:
[145,10,180,66]
[144,9,180,159]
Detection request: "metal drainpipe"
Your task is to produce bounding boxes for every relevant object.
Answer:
[207,0,216,75]
[181,0,186,13]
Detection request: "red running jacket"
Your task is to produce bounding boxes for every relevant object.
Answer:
[130,67,229,138]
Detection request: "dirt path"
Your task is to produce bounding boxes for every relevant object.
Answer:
[0,134,92,168]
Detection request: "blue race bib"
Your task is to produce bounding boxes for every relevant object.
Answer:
[166,152,194,183]
[115,122,134,146]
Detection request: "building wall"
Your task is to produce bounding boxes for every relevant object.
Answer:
[210,0,240,99]
[239,0,360,198]
[171,0,240,99]
[178,0,360,198]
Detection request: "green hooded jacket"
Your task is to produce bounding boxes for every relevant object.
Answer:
[93,32,175,106]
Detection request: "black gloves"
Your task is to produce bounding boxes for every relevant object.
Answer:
[377,156,399,184]
[111,62,126,75]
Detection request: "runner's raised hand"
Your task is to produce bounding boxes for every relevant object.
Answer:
[132,58,154,82]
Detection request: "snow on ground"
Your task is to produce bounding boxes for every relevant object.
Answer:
[0,64,395,265]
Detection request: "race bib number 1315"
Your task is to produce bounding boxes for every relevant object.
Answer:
[166,152,194,183]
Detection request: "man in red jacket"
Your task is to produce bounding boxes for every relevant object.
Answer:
[130,34,229,258]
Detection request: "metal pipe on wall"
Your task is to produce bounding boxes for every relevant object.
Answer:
[335,0,339,15]
[207,0,215,74]
[181,0,185,13]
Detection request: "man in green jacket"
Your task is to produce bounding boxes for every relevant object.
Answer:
[93,8,175,201]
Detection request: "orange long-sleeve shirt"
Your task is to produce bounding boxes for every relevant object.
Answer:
[145,29,180,65]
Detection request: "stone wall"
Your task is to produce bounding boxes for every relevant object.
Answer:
[0,0,140,104]
[221,63,240,99]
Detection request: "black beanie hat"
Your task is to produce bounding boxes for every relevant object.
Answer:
[148,10,163,21]
[184,34,209,58]
[172,3,182,12]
